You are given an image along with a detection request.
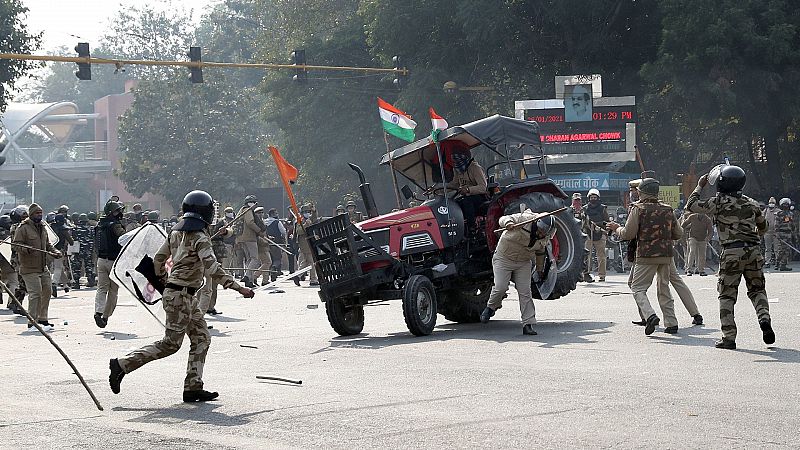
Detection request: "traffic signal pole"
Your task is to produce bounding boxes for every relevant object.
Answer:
[0,53,409,75]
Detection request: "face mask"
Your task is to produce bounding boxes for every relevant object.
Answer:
[768,203,775,208]
[589,198,600,204]
[32,216,42,223]
[247,202,256,207]
[302,212,311,219]
[225,213,234,219]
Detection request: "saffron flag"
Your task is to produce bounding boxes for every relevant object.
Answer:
[429,107,448,130]
[268,146,302,222]
[378,97,416,142]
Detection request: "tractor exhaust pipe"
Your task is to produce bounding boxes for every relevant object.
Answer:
[348,163,379,218]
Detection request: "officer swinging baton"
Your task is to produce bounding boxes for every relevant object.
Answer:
[492,206,569,234]
[0,279,104,411]
[209,204,256,240]
[0,240,61,258]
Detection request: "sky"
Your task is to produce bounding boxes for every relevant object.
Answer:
[22,0,217,51]
[14,0,218,96]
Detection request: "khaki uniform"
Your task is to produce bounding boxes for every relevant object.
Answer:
[774,209,793,267]
[296,220,317,283]
[486,210,548,325]
[762,206,778,265]
[686,187,770,341]
[682,212,713,273]
[614,198,682,328]
[582,202,608,277]
[95,217,126,319]
[235,206,264,280]
[118,228,242,391]
[13,218,58,322]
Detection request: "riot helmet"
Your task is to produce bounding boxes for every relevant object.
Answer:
[104,201,125,217]
[0,215,11,229]
[637,178,660,196]
[87,211,97,221]
[78,213,88,224]
[535,215,555,239]
[181,190,215,224]
[716,165,746,195]
[148,210,160,222]
[58,204,69,214]
[10,205,28,223]
[243,194,258,205]
[779,197,791,209]
[70,212,79,222]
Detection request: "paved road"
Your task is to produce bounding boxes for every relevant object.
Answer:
[1,267,798,449]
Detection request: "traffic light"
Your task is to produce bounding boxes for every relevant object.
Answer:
[188,46,203,83]
[74,42,91,80]
[392,55,407,89]
[291,49,307,83]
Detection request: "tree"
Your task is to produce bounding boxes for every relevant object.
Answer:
[641,0,800,194]
[116,76,275,209]
[0,0,41,112]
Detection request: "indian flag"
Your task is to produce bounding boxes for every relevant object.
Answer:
[429,107,448,130]
[378,97,416,142]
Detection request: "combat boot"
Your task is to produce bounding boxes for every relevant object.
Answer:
[522,324,537,335]
[183,390,219,402]
[779,265,792,271]
[715,338,736,350]
[692,314,704,325]
[479,306,496,324]
[760,319,775,345]
[51,284,57,298]
[663,326,678,334]
[644,314,659,335]
[72,282,81,290]
[109,358,125,394]
[94,312,107,328]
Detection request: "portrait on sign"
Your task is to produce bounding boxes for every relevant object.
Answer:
[564,84,593,123]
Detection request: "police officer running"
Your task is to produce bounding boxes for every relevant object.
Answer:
[110,190,254,402]
[94,201,127,328]
[686,165,774,349]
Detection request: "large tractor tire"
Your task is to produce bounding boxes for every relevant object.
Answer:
[325,298,365,336]
[437,282,492,323]
[505,192,585,300]
[402,275,438,336]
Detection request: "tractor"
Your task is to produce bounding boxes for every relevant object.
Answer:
[306,115,585,336]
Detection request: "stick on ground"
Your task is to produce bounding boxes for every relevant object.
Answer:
[0,279,104,411]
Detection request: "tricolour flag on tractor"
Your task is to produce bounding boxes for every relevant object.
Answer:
[429,107,448,131]
[378,97,416,142]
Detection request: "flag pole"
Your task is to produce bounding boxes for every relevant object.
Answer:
[383,131,403,209]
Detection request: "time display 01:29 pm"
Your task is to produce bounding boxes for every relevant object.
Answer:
[526,106,637,125]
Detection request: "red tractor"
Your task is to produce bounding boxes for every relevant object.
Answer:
[307,115,585,336]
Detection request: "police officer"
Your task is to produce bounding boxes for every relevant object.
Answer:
[94,201,126,328]
[51,213,75,295]
[582,188,608,282]
[7,206,28,313]
[0,215,16,308]
[265,208,286,282]
[70,213,95,289]
[607,178,681,336]
[774,198,793,271]
[345,200,363,224]
[762,197,778,265]
[13,203,63,331]
[480,209,554,335]
[686,165,774,349]
[109,190,254,402]
[295,203,319,286]
[235,195,264,288]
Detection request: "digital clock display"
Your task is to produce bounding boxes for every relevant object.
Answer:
[526,105,637,130]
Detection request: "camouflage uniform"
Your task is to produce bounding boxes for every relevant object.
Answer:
[774,208,793,268]
[686,186,770,342]
[71,220,96,287]
[117,227,241,390]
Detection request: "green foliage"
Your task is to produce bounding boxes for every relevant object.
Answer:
[116,76,275,209]
[0,0,41,112]
[641,0,800,194]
